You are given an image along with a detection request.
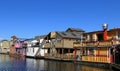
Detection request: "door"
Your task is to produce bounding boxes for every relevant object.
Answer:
[114,45,120,64]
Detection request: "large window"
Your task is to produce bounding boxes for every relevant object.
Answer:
[97,34,103,41]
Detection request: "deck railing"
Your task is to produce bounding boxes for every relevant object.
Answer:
[73,40,120,47]
[82,56,110,63]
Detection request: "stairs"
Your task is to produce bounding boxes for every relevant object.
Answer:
[35,39,45,57]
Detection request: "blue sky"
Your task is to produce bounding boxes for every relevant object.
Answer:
[0,0,120,39]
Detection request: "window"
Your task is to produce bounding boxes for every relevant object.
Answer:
[85,48,88,56]
[97,34,104,41]
[118,33,120,39]
[26,48,28,52]
[89,48,94,56]
[90,34,92,42]
[33,48,34,53]
[82,48,88,56]
[45,40,49,43]
[76,39,81,42]
[57,38,61,43]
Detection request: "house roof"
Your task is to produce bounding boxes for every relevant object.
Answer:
[1,39,8,41]
[85,28,120,34]
[85,30,103,34]
[109,28,120,31]
[11,36,18,39]
[24,38,34,42]
[0,39,9,42]
[66,28,85,32]
[35,35,46,40]
[44,31,85,39]
[56,32,83,39]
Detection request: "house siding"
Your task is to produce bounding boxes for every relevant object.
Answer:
[0,40,10,53]
[107,31,117,40]
[63,39,76,48]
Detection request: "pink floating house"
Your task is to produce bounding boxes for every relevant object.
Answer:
[14,39,27,56]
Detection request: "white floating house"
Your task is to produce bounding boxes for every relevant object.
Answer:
[26,35,47,58]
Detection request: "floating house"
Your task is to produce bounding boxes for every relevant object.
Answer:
[73,24,120,68]
[26,38,39,57]
[26,35,47,58]
[44,28,85,60]
[9,36,18,55]
[35,35,47,58]
[9,36,27,56]
[0,40,10,54]
[14,38,27,56]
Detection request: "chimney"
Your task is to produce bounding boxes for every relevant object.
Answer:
[102,23,108,41]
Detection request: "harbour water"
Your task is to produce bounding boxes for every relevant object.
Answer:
[0,54,113,71]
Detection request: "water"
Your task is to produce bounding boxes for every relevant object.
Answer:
[0,54,111,71]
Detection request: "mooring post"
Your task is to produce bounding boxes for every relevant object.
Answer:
[74,47,77,63]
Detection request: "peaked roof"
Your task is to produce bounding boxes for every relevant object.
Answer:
[56,32,83,39]
[1,39,9,42]
[66,28,85,32]
[11,36,18,39]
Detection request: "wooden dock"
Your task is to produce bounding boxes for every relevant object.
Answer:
[111,63,120,70]
[44,57,74,62]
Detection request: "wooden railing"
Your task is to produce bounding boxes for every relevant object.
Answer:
[73,40,120,47]
[45,53,74,59]
[82,56,110,63]
[44,43,51,48]
[45,53,110,63]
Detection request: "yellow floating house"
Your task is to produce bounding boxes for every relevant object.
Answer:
[73,24,120,67]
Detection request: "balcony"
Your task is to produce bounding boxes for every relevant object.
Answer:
[44,43,51,48]
[73,40,120,47]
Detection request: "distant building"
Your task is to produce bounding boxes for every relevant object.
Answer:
[0,40,10,54]
[9,36,18,55]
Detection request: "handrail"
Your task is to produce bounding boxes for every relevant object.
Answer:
[35,39,45,57]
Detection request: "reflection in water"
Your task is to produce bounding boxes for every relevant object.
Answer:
[0,54,110,71]
[0,54,27,71]
[44,60,110,71]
